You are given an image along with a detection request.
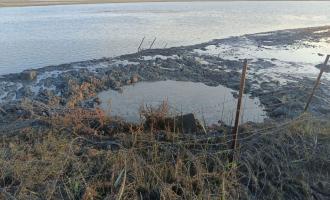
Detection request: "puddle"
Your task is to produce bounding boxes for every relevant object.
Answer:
[98,80,266,125]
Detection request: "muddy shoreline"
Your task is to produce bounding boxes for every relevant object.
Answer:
[1,25,330,126]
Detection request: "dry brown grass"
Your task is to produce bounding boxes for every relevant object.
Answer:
[0,104,329,199]
[237,115,330,199]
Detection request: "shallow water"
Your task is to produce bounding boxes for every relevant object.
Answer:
[1,1,330,74]
[194,35,330,84]
[98,80,266,125]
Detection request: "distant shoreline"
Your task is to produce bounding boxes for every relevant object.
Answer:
[0,0,206,8]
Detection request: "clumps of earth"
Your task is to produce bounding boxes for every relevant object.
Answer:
[1,25,330,125]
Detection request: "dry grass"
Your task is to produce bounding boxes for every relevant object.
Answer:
[238,115,330,199]
[0,104,329,199]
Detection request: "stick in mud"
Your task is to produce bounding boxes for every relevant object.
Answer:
[304,55,330,112]
[137,36,145,52]
[149,37,157,49]
[230,59,248,161]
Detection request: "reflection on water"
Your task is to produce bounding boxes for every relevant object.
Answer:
[98,81,266,125]
[1,1,330,74]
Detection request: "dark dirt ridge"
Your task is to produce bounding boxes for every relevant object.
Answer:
[1,25,330,125]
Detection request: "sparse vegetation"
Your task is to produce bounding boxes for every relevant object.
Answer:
[0,1,329,199]
[0,102,329,199]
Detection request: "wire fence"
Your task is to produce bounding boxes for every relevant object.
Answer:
[1,50,329,163]
[123,113,323,155]
[108,55,330,158]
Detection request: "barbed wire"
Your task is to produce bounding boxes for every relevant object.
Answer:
[130,114,312,147]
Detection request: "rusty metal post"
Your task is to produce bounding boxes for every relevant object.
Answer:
[231,59,248,152]
[304,55,330,112]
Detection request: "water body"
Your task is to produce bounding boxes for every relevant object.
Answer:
[98,81,266,125]
[1,1,330,74]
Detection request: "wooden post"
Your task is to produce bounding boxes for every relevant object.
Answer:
[231,60,248,153]
[137,37,145,52]
[304,55,330,112]
[149,37,157,49]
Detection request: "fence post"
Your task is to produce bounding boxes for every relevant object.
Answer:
[230,59,248,161]
[304,55,330,112]
[149,37,157,49]
[137,37,145,52]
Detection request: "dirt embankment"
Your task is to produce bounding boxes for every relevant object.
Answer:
[0,99,329,199]
[0,26,330,199]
